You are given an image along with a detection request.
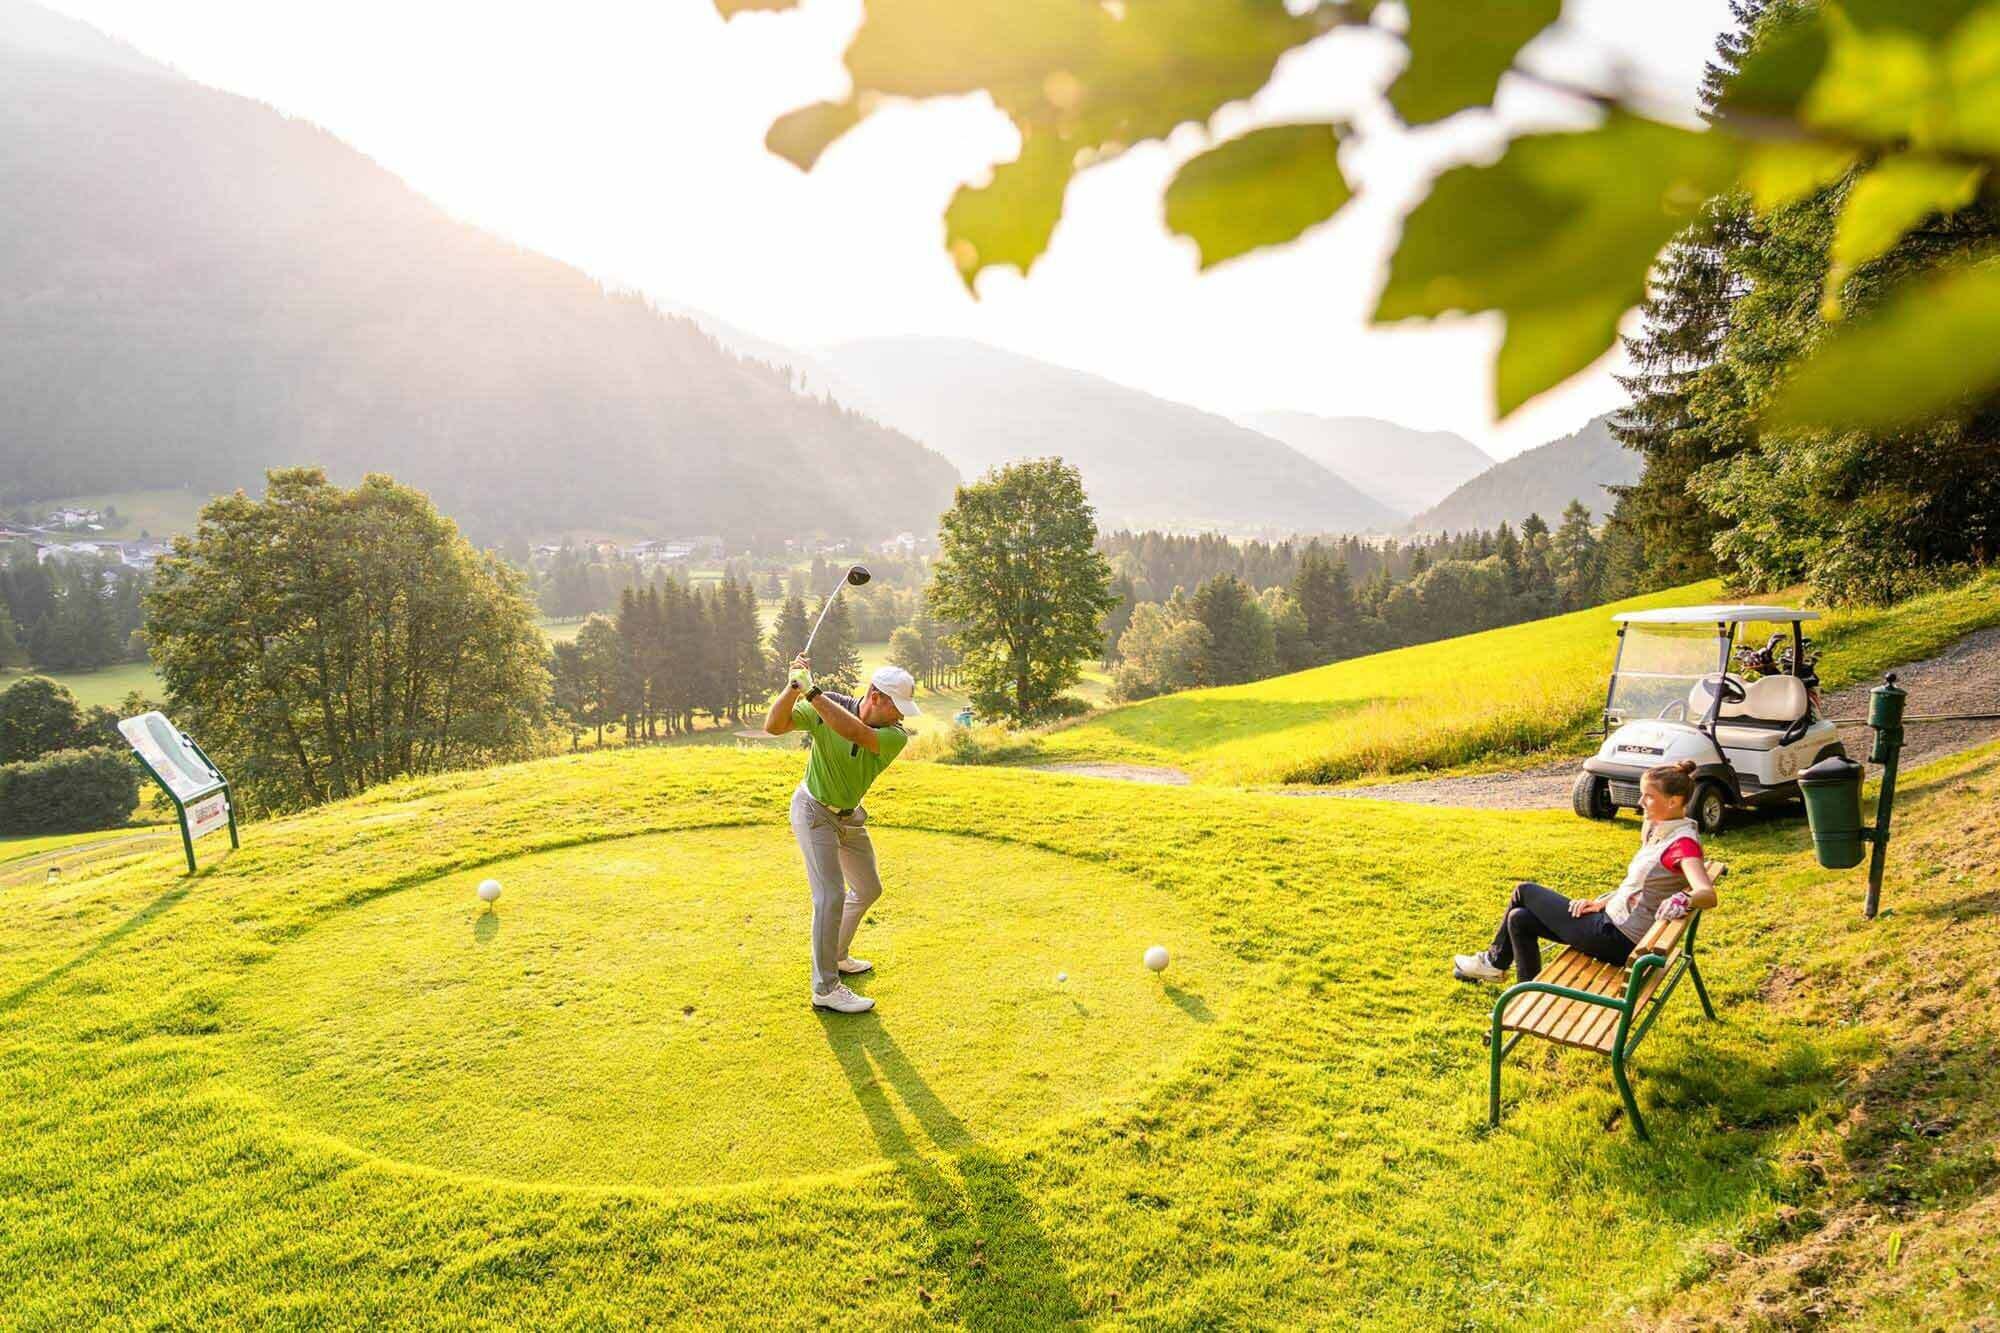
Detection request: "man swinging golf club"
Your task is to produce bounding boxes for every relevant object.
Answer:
[763,640,921,1014]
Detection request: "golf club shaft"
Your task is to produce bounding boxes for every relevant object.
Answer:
[802,582,843,657]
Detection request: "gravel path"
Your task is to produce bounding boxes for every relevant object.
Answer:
[1298,625,2000,811]
[1028,763,1192,785]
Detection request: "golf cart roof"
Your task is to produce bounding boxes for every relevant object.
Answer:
[1613,604,1820,625]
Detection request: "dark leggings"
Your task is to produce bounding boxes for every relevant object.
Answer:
[1489,881,1633,982]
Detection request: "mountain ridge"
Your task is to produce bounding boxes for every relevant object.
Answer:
[1407,413,1639,532]
[825,337,1402,536]
[0,0,958,546]
[1240,411,1492,517]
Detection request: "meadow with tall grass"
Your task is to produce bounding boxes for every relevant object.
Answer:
[1034,573,2000,785]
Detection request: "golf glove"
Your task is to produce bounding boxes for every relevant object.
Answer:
[1659,891,1693,922]
[790,665,814,692]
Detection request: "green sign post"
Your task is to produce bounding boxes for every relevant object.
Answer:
[117,711,239,874]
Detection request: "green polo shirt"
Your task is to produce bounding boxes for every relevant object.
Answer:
[792,690,908,810]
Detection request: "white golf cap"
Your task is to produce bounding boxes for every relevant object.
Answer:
[870,664,922,717]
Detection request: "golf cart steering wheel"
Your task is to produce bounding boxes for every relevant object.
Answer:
[1715,675,1747,705]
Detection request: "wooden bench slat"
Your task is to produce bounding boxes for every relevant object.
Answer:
[1500,948,1597,1032]
[1552,963,1628,1048]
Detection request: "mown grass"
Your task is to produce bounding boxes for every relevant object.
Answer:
[1036,572,2000,786]
[0,660,164,710]
[5,735,1997,1326]
[0,826,161,868]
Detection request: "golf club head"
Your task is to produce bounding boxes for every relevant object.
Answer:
[845,565,871,587]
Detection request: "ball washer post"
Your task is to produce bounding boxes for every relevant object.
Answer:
[1800,673,2000,918]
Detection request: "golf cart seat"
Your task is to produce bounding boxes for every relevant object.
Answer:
[1688,674,1810,749]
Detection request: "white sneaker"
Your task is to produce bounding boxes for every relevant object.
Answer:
[812,983,875,1014]
[837,956,873,975]
[1453,952,1504,983]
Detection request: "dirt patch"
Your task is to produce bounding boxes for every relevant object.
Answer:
[1759,962,1808,1004]
[1028,763,1191,785]
[1298,626,2000,812]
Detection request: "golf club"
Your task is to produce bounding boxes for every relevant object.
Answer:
[802,563,870,656]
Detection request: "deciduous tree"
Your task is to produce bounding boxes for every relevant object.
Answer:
[928,459,1116,723]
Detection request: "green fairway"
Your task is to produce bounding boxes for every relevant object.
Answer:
[6,736,1998,1325]
[0,661,164,711]
[1039,572,2000,785]
[223,825,1239,1190]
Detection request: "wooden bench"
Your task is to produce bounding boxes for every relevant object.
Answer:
[1487,865,1723,1140]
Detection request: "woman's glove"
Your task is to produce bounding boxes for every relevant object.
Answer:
[1659,891,1693,922]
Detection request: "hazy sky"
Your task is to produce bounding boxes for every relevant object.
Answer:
[41,0,1736,458]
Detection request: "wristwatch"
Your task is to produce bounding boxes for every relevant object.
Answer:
[805,686,823,701]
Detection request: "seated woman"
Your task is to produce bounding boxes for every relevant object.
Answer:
[1453,759,1720,984]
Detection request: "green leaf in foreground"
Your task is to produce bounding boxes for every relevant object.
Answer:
[1805,3,2000,155]
[765,100,864,172]
[1390,0,1561,126]
[1164,124,1350,269]
[1823,158,1985,315]
[1742,140,1860,213]
[944,130,1074,284]
[754,0,1326,281]
[1767,260,2000,431]
[1717,10,1830,120]
[1375,112,1741,417]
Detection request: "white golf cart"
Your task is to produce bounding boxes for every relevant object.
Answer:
[1573,605,1847,834]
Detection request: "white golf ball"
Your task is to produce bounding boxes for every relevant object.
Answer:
[477,878,502,904]
[1143,945,1170,973]
[1056,971,1068,983]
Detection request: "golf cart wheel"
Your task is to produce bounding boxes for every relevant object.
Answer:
[1690,780,1729,836]
[1572,771,1615,820]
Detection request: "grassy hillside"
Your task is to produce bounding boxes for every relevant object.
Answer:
[1039,572,2000,786]
[5,737,1998,1325]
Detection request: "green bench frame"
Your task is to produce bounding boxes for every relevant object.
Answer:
[1487,902,1718,1141]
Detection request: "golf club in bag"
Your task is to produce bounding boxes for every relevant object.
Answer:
[802,564,870,657]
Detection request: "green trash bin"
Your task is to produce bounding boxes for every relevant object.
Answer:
[1800,755,1867,870]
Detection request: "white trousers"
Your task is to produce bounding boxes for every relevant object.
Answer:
[789,785,886,994]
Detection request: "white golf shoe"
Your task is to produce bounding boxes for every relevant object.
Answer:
[812,983,875,1014]
[1452,952,1505,983]
[837,956,873,975]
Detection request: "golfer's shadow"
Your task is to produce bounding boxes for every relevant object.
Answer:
[817,1016,1082,1326]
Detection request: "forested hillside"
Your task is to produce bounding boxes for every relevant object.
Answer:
[1408,414,1637,534]
[0,2,958,546]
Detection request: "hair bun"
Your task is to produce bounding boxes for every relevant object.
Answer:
[1674,759,1698,776]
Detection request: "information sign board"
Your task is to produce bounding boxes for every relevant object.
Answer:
[117,712,238,873]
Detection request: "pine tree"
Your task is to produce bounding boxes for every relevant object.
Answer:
[1608,0,1776,588]
[725,575,768,722]
[1289,545,1339,662]
[768,595,810,684]
[811,594,863,693]
[0,608,23,669]
[1518,513,1557,613]
[1551,501,1603,611]
[576,614,622,748]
